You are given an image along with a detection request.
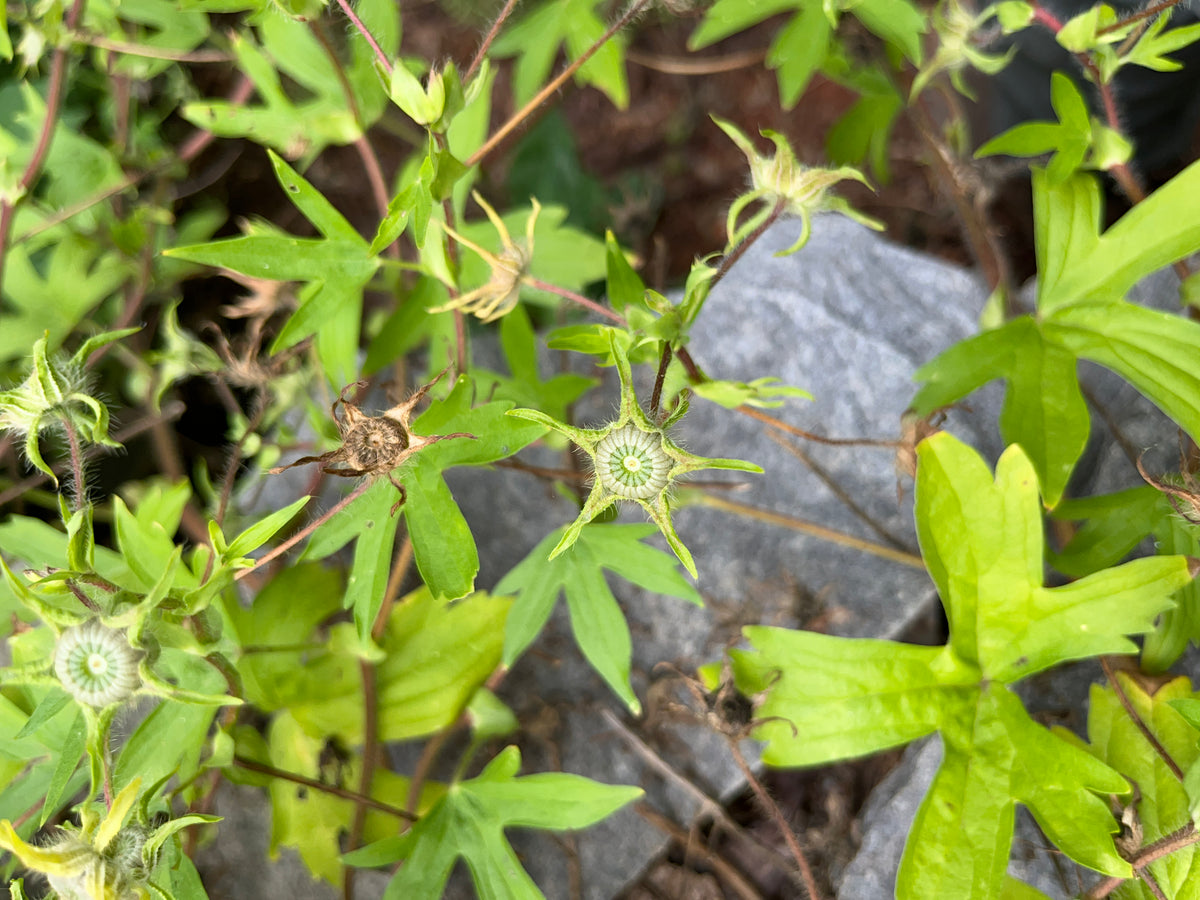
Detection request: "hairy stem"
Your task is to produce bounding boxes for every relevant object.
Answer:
[233,480,373,582]
[729,739,824,900]
[524,277,627,324]
[467,0,521,80]
[467,0,652,167]
[335,0,391,73]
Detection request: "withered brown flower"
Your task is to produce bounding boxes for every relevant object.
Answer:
[271,368,473,513]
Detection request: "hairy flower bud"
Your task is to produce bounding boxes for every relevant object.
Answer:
[0,330,134,485]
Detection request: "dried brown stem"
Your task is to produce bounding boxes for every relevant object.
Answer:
[1085,823,1200,898]
[635,804,764,900]
[735,404,898,447]
[697,495,926,570]
[598,708,800,877]
[650,342,672,415]
[232,756,415,820]
[728,740,824,900]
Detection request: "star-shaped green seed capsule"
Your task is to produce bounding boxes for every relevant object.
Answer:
[507,333,762,578]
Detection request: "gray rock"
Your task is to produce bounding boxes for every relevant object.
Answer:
[202,213,1010,898]
[457,214,999,898]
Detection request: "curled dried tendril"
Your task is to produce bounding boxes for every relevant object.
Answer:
[54,619,142,709]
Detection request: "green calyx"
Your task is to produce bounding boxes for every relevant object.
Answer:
[507,331,761,578]
[0,329,137,485]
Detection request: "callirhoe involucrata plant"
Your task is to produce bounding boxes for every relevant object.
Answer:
[3,0,1200,898]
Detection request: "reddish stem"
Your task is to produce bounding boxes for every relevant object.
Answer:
[335,0,391,74]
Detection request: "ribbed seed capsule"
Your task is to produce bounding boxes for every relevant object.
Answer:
[54,620,141,709]
[595,425,671,500]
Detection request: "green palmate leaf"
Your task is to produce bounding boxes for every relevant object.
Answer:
[1142,514,1200,673]
[490,0,629,109]
[223,495,309,562]
[288,589,511,743]
[1039,159,1200,310]
[852,0,926,64]
[915,164,1200,508]
[165,152,381,386]
[497,524,701,714]
[180,0,397,157]
[390,377,546,601]
[112,702,215,794]
[366,746,641,900]
[1097,674,1200,896]
[691,376,811,410]
[265,710,432,887]
[821,47,905,180]
[911,317,1088,507]
[1045,302,1200,447]
[976,73,1094,183]
[0,235,127,365]
[1113,11,1200,77]
[730,433,1193,900]
[473,306,596,425]
[604,230,646,313]
[1050,486,1164,577]
[342,480,403,640]
[767,3,832,107]
[688,0,795,48]
[1001,878,1054,900]
[221,563,341,712]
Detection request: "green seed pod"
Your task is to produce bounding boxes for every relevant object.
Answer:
[595,425,672,500]
[54,620,142,709]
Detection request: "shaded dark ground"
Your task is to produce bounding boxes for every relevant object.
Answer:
[173,4,1200,898]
